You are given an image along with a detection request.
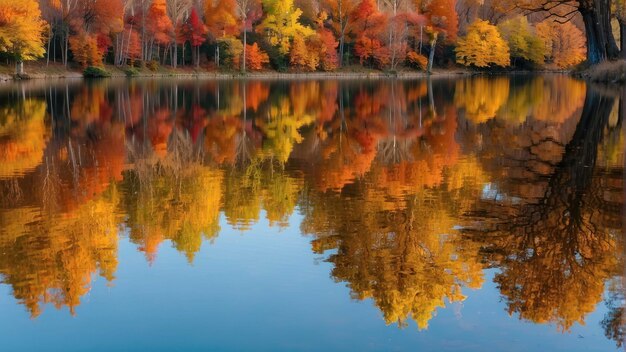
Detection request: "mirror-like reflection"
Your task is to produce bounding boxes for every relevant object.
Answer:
[0,76,623,349]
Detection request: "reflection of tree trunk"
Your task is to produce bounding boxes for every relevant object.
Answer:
[516,88,615,241]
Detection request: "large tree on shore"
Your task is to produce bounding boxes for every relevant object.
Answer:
[512,0,618,64]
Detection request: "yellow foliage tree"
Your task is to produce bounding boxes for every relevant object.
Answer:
[0,0,47,74]
[0,99,49,178]
[456,20,510,68]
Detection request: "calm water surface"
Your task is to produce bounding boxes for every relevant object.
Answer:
[0,76,623,351]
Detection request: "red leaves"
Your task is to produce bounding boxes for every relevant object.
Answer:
[179,8,208,47]
[350,0,389,67]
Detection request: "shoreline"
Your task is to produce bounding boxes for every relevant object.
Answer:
[0,63,577,82]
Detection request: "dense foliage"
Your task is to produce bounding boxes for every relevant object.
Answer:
[0,0,625,73]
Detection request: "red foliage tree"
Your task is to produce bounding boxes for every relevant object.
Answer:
[179,8,208,68]
[350,0,389,68]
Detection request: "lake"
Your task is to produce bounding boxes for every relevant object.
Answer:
[0,76,623,351]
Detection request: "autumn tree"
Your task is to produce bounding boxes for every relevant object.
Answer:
[68,0,124,67]
[317,25,340,71]
[322,0,358,66]
[206,0,239,67]
[415,0,458,73]
[536,20,586,68]
[246,42,269,70]
[166,0,192,67]
[350,0,389,68]
[259,0,314,57]
[179,8,207,68]
[388,9,424,70]
[289,35,309,69]
[512,0,616,64]
[0,0,47,74]
[69,33,101,67]
[456,20,509,68]
[145,0,174,63]
[234,0,262,72]
[497,16,545,66]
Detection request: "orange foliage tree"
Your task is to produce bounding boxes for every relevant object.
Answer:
[246,43,269,70]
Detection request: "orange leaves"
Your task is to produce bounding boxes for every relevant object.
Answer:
[289,29,339,71]
[407,51,428,69]
[205,0,239,40]
[69,33,102,67]
[246,43,269,70]
[147,0,174,46]
[317,28,339,71]
[537,20,586,68]
[421,0,458,41]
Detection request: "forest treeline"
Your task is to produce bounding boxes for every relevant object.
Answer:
[3,0,625,74]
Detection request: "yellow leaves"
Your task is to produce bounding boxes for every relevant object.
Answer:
[125,134,224,263]
[0,0,47,61]
[0,185,121,317]
[498,16,546,65]
[455,76,586,126]
[0,99,49,179]
[260,0,315,54]
[456,19,509,68]
[258,97,314,163]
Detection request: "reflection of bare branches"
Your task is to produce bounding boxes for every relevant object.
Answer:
[0,178,23,207]
[463,89,623,331]
[235,131,255,167]
[126,128,205,193]
[377,139,413,164]
[41,157,62,214]
[602,284,626,348]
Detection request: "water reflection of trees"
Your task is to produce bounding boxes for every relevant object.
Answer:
[463,86,624,332]
[0,78,622,343]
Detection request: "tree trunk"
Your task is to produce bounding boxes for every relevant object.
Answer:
[242,23,247,73]
[173,44,178,68]
[63,29,69,67]
[15,60,24,75]
[46,27,53,66]
[196,46,200,69]
[621,21,626,59]
[427,36,437,74]
[339,34,345,67]
[580,1,619,64]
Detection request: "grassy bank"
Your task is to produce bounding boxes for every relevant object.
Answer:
[0,62,472,81]
[575,60,626,83]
